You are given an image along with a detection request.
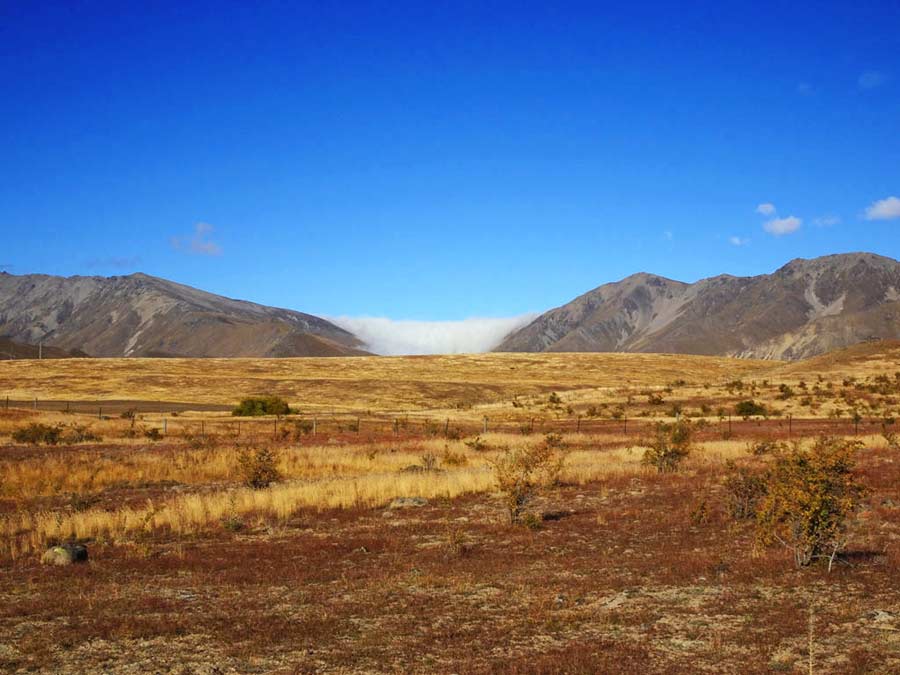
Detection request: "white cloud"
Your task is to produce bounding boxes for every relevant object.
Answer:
[864,196,900,221]
[729,236,749,246]
[330,314,538,355]
[813,214,841,227]
[756,203,776,216]
[858,71,888,90]
[171,222,222,256]
[763,216,802,236]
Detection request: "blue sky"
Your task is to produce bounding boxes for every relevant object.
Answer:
[1,1,899,324]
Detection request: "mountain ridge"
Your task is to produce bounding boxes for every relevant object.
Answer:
[0,271,369,358]
[495,252,900,360]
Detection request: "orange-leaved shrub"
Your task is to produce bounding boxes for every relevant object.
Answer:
[755,436,866,570]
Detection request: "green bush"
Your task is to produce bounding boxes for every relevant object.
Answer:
[642,421,692,473]
[292,419,314,437]
[776,384,794,400]
[144,428,163,441]
[735,400,767,419]
[12,423,62,445]
[61,424,102,443]
[232,396,292,417]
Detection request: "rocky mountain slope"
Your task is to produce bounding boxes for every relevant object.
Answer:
[496,253,900,360]
[0,272,369,358]
[0,336,87,360]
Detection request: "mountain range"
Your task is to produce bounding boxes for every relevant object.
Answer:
[1,252,899,360]
[496,252,900,360]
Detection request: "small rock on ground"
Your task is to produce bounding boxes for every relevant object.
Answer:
[389,497,428,509]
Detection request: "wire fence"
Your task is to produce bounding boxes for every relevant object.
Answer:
[1,396,886,442]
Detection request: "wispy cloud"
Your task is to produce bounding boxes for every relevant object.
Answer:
[864,196,900,221]
[330,314,538,355]
[813,214,841,227]
[858,70,888,90]
[756,203,776,216]
[85,255,142,269]
[763,216,802,236]
[728,236,749,246]
[171,222,222,256]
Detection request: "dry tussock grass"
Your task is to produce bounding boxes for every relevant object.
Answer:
[1,432,777,558]
[0,352,774,410]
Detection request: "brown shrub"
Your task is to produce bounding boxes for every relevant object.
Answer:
[236,447,282,489]
[642,421,692,473]
[491,439,564,525]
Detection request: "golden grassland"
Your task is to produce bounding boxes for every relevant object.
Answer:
[3,343,900,559]
[0,351,776,411]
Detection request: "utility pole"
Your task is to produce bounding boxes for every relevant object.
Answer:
[38,342,42,360]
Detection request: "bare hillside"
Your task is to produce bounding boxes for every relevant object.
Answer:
[0,272,369,358]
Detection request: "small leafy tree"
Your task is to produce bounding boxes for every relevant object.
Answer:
[755,437,866,570]
[776,384,794,400]
[642,421,692,473]
[232,396,292,417]
[735,400,767,419]
[491,439,565,524]
[236,447,282,489]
